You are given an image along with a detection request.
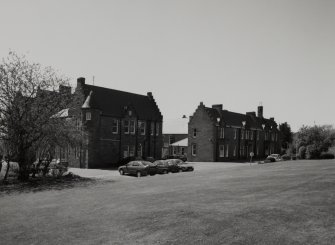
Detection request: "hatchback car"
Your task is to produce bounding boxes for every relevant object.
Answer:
[118,161,157,177]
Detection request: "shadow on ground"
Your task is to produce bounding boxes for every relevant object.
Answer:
[0,175,115,196]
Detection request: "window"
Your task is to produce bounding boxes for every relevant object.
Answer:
[192,144,197,156]
[86,112,91,121]
[150,122,155,135]
[220,127,225,139]
[219,145,224,157]
[138,121,146,135]
[129,146,135,157]
[123,146,129,158]
[181,147,185,155]
[112,119,119,134]
[173,147,177,155]
[233,146,236,157]
[169,135,175,144]
[251,131,254,140]
[130,120,135,134]
[241,129,244,139]
[225,144,229,157]
[256,145,259,155]
[156,123,160,136]
[124,120,130,134]
[137,144,142,157]
[234,129,237,140]
[257,131,260,141]
[193,128,197,137]
[245,130,249,140]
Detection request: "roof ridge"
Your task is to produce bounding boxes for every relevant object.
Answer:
[85,84,149,98]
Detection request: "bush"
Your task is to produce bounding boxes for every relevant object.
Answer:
[306,145,321,159]
[281,154,291,161]
[320,152,335,159]
[298,146,306,159]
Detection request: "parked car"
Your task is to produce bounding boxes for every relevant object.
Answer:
[164,159,184,173]
[118,161,157,177]
[166,159,194,172]
[163,155,187,162]
[153,160,169,174]
[266,154,282,161]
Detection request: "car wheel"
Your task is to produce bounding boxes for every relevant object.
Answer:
[119,169,124,175]
[137,171,141,178]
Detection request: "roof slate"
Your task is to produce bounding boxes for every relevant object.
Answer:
[204,107,277,130]
[82,84,162,121]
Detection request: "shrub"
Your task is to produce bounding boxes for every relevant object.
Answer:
[320,152,335,159]
[298,146,306,159]
[306,145,320,159]
[281,154,291,161]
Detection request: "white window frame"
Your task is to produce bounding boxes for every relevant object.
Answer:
[193,128,197,138]
[86,112,91,121]
[112,119,119,134]
[225,144,229,157]
[233,146,236,157]
[251,131,254,140]
[241,129,244,140]
[129,145,135,157]
[124,146,129,158]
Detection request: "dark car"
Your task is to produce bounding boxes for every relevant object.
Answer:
[118,161,157,177]
[163,155,187,162]
[153,160,169,174]
[175,160,194,172]
[164,159,183,173]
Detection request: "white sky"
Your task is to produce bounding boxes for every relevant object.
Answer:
[1,0,334,133]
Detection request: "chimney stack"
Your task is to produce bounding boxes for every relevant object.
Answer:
[77,77,85,87]
[257,106,263,118]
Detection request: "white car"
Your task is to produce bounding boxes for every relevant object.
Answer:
[266,154,282,161]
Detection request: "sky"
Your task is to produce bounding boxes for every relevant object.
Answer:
[1,0,334,133]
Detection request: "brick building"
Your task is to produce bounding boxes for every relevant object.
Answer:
[62,77,163,168]
[188,102,281,162]
[162,134,188,157]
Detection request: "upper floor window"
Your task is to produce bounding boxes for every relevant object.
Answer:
[124,120,130,134]
[169,135,175,145]
[241,129,244,140]
[150,122,155,136]
[86,112,91,121]
[219,127,225,139]
[130,120,136,134]
[138,121,146,135]
[156,123,160,136]
[234,129,237,140]
[193,128,197,137]
[112,119,119,134]
[251,131,254,140]
[245,130,249,140]
[257,131,260,141]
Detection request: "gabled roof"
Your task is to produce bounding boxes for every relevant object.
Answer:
[81,84,162,121]
[204,106,277,130]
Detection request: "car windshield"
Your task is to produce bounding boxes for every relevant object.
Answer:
[142,161,155,166]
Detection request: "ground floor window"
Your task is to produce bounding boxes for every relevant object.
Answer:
[233,146,236,157]
[129,146,135,157]
[225,144,229,157]
[137,144,142,157]
[219,145,224,157]
[192,144,197,156]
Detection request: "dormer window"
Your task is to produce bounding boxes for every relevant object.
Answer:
[86,112,91,121]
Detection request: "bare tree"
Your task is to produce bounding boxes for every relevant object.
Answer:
[0,52,81,180]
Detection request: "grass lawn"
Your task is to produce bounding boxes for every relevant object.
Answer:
[1,160,335,245]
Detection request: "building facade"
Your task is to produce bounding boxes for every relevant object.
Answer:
[62,77,163,168]
[162,134,188,157]
[188,103,281,162]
